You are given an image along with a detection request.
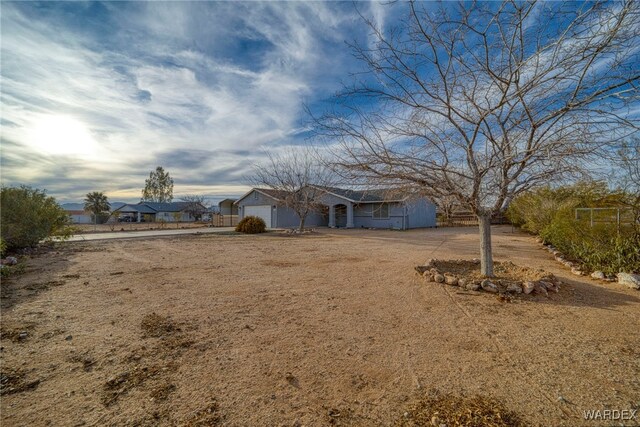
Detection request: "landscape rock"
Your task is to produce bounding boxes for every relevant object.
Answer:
[571,267,583,276]
[434,274,445,283]
[617,273,640,290]
[533,282,548,296]
[423,272,434,282]
[555,256,565,263]
[506,282,522,294]
[466,282,481,291]
[563,261,574,268]
[444,275,458,286]
[457,278,467,288]
[522,281,536,295]
[541,281,558,293]
[481,279,498,293]
[590,271,606,280]
[3,256,18,265]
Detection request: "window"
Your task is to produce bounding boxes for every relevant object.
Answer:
[373,203,389,219]
[253,192,258,200]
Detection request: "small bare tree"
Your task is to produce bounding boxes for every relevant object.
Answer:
[251,148,334,231]
[314,1,639,276]
[180,195,207,221]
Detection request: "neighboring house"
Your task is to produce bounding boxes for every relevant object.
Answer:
[235,186,436,229]
[218,199,238,215]
[65,209,93,224]
[113,202,202,222]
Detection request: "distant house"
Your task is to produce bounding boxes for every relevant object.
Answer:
[235,186,436,230]
[218,199,238,216]
[66,209,93,224]
[113,201,203,222]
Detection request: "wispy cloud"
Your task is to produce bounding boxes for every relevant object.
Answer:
[0,1,372,202]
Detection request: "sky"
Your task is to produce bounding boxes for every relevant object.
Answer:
[0,1,392,203]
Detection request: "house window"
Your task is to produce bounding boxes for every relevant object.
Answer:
[253,192,258,200]
[373,203,389,219]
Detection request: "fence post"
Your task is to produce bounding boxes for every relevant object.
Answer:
[590,209,593,227]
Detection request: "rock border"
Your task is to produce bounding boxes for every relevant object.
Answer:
[416,259,561,296]
[536,238,639,290]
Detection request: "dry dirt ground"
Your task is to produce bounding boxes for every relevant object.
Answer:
[1,226,639,426]
[74,222,210,234]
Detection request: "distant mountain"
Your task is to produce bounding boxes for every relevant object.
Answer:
[61,202,127,211]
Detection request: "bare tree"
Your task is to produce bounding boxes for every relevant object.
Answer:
[314,1,639,276]
[251,148,334,231]
[180,195,207,221]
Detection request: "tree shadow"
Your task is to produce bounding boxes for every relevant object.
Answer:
[524,276,640,310]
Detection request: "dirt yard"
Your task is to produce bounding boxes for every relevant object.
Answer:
[74,222,210,234]
[1,226,639,426]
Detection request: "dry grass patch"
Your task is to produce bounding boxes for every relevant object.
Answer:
[180,400,223,426]
[397,392,524,427]
[141,313,177,338]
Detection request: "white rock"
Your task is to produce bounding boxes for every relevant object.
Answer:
[481,279,498,293]
[423,272,434,282]
[522,281,535,295]
[466,282,481,291]
[444,275,458,286]
[571,267,583,276]
[590,271,606,280]
[617,273,640,290]
[434,274,445,283]
[458,278,467,288]
[4,256,18,265]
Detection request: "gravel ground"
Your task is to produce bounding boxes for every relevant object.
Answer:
[1,226,639,426]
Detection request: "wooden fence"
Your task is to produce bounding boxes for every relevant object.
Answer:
[436,211,509,227]
[211,214,239,227]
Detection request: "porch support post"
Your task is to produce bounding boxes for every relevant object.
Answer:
[346,202,354,228]
[328,205,336,228]
[137,212,141,223]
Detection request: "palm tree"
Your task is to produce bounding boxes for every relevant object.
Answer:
[84,192,110,230]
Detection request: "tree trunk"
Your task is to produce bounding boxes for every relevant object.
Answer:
[299,215,306,232]
[478,213,494,277]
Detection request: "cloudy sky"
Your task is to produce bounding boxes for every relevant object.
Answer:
[1,1,392,203]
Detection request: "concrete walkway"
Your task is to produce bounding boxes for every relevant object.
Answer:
[64,227,236,242]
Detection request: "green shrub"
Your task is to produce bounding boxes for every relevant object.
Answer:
[235,216,266,234]
[507,182,640,274]
[1,186,74,251]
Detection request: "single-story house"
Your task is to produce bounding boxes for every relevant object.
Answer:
[65,209,93,224]
[235,186,436,229]
[114,202,202,222]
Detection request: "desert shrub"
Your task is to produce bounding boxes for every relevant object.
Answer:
[235,216,266,234]
[507,182,640,274]
[0,238,6,257]
[0,186,74,251]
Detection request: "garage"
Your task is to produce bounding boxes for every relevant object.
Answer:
[244,205,272,228]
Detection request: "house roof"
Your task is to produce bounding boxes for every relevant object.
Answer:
[141,202,192,212]
[235,188,284,204]
[312,186,409,203]
[114,202,193,214]
[236,186,410,205]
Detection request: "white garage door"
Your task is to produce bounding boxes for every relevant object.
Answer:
[244,205,272,227]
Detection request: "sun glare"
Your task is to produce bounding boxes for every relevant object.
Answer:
[27,115,99,158]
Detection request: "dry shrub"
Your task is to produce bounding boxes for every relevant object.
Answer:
[398,392,524,427]
[101,365,165,406]
[141,313,177,338]
[235,216,266,234]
